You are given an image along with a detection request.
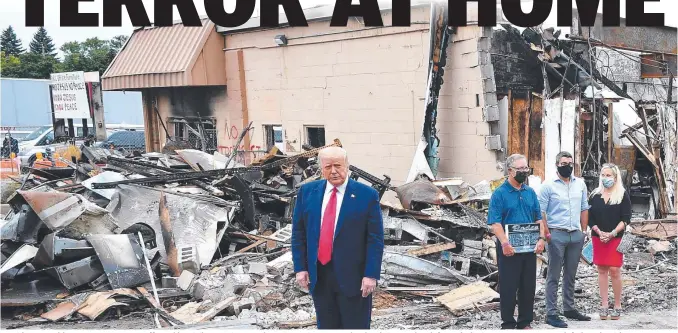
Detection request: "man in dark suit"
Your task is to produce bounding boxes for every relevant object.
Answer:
[292,146,384,329]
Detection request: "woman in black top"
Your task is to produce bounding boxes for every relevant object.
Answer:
[588,163,631,321]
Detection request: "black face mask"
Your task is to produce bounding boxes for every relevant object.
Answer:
[558,165,573,178]
[514,171,529,184]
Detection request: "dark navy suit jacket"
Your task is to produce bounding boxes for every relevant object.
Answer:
[291,178,384,297]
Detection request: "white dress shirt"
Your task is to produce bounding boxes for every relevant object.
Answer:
[320,176,348,239]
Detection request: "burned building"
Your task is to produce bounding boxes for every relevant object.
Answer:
[102,3,676,217]
[485,9,677,219]
[102,2,508,196]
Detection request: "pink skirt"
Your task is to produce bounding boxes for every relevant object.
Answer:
[592,236,623,267]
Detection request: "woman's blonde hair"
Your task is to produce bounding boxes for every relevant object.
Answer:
[592,163,625,205]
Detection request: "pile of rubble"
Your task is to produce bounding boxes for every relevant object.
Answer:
[1,135,507,329]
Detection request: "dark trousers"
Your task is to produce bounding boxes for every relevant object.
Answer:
[496,244,537,329]
[312,261,372,329]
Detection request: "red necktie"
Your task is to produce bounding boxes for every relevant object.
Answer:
[318,187,338,265]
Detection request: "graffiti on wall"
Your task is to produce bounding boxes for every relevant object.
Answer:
[218,123,264,164]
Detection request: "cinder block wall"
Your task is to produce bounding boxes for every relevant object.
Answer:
[224,8,431,187]
[436,26,503,184]
[223,5,503,187]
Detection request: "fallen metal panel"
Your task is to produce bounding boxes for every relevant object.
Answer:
[382,251,473,285]
[462,240,483,258]
[45,255,105,290]
[86,234,150,289]
[29,167,75,180]
[0,276,69,306]
[383,214,429,242]
[81,146,117,164]
[81,171,127,200]
[395,179,453,209]
[0,204,44,244]
[228,174,257,230]
[0,244,38,274]
[176,149,226,171]
[16,191,92,230]
[32,233,95,269]
[419,207,489,229]
[106,185,234,267]
[406,140,436,183]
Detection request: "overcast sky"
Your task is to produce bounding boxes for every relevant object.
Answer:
[1,0,675,58]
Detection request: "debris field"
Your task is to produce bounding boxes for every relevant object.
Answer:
[1,133,676,330]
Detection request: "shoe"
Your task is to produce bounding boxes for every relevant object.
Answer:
[564,310,591,321]
[599,307,609,320]
[546,315,568,328]
[610,308,622,320]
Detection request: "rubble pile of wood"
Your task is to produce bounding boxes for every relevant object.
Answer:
[1,136,502,329]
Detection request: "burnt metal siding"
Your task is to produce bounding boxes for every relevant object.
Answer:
[490,30,544,94]
[578,11,677,55]
[102,19,215,90]
[640,54,678,79]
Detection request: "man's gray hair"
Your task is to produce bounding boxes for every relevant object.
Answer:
[506,154,527,169]
[318,146,349,165]
[555,151,573,164]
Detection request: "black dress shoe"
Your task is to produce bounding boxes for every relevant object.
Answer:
[564,310,591,321]
[546,315,568,328]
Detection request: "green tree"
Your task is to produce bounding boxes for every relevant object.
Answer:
[1,26,25,57]
[60,36,128,75]
[18,53,58,79]
[0,51,23,77]
[29,27,57,58]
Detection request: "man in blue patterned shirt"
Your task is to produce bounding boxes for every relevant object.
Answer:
[538,151,591,328]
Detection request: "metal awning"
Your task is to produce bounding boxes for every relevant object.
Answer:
[102,19,226,90]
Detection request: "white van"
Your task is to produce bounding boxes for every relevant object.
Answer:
[17,124,144,167]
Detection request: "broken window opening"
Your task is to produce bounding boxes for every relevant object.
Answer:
[263,125,285,153]
[640,53,676,79]
[168,117,218,154]
[305,126,326,148]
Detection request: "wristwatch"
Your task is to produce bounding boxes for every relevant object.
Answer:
[538,236,547,242]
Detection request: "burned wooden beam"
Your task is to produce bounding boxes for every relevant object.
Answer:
[622,130,670,218]
[159,192,181,277]
[107,157,224,196]
[259,139,343,172]
[560,42,634,101]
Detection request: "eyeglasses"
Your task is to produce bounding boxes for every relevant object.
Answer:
[558,163,574,167]
[512,167,531,172]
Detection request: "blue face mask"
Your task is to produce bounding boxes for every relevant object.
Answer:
[601,177,614,188]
